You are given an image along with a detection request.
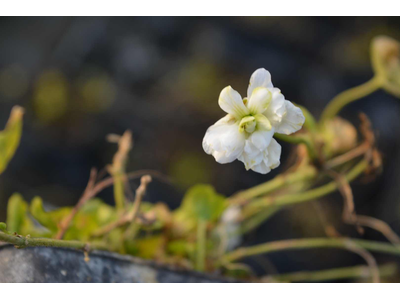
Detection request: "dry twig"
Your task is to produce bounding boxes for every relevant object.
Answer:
[91,175,152,237]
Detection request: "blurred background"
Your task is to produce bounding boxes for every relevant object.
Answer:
[1,17,400,278]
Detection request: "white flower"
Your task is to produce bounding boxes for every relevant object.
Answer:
[202,68,305,174]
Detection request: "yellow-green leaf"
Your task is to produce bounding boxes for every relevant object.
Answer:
[0,106,24,174]
[178,184,227,222]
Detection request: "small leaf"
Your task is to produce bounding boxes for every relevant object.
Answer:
[0,106,24,174]
[6,193,28,233]
[179,184,227,222]
[30,196,72,233]
[0,222,7,231]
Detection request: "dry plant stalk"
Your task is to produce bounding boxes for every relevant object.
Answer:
[92,175,152,237]
[55,170,164,240]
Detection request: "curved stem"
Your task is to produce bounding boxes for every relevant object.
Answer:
[247,159,368,211]
[239,206,281,235]
[221,237,400,265]
[296,104,318,133]
[319,76,382,125]
[229,166,317,205]
[274,133,317,161]
[266,263,397,283]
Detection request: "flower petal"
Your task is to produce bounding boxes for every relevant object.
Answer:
[263,88,286,127]
[202,115,245,164]
[248,138,281,174]
[265,138,281,169]
[247,68,273,98]
[250,129,274,152]
[254,114,272,131]
[247,87,272,114]
[251,162,271,174]
[238,140,263,170]
[275,101,305,135]
[218,86,249,119]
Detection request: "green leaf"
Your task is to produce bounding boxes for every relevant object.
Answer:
[0,106,24,174]
[179,184,227,222]
[6,193,28,233]
[0,222,7,231]
[30,196,72,233]
[65,198,116,241]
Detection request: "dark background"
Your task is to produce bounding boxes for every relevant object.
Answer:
[1,17,400,278]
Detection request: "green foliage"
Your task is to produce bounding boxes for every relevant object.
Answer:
[0,222,7,231]
[6,193,29,233]
[65,199,116,241]
[178,184,227,222]
[30,196,72,233]
[6,193,46,236]
[0,106,23,174]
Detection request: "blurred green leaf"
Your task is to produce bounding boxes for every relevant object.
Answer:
[0,222,7,231]
[135,235,164,259]
[178,184,227,222]
[6,193,28,233]
[167,239,195,257]
[65,199,116,241]
[6,193,45,236]
[30,196,72,234]
[0,106,23,174]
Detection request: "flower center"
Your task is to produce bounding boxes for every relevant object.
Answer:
[239,116,256,133]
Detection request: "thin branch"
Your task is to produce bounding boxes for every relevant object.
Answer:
[220,238,400,266]
[319,76,382,125]
[263,263,397,283]
[229,166,317,206]
[355,216,400,245]
[91,175,152,237]
[324,142,370,169]
[55,168,98,239]
[246,159,368,213]
[55,170,166,239]
[328,170,400,245]
[0,231,108,252]
[343,239,380,283]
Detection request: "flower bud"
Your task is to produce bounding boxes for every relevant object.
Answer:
[371,35,400,96]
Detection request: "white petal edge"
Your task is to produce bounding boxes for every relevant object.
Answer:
[263,88,286,127]
[275,100,305,135]
[250,129,274,152]
[247,68,273,99]
[218,86,249,119]
[249,138,282,174]
[202,115,245,164]
[247,87,272,115]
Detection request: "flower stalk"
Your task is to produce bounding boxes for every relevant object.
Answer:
[220,237,400,266]
[196,219,208,271]
[264,263,397,283]
[229,165,317,205]
[246,159,368,212]
[319,76,382,125]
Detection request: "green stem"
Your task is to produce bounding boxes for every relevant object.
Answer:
[196,219,207,271]
[113,173,125,213]
[248,159,368,211]
[230,166,317,204]
[221,237,400,265]
[0,230,108,251]
[296,104,318,133]
[268,263,397,282]
[319,76,382,125]
[274,133,318,161]
[239,206,281,235]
